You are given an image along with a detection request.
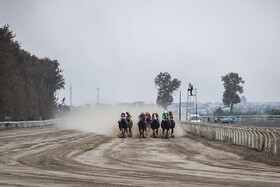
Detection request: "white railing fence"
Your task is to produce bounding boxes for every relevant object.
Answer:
[0,119,60,129]
[181,122,280,155]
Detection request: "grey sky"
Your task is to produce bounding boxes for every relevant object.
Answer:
[1,0,280,105]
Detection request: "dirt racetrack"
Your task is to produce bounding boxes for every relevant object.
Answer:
[1,125,280,186]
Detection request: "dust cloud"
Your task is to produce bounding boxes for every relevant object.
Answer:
[59,105,186,137]
[174,122,186,137]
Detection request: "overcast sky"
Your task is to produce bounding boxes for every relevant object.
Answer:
[1,0,280,105]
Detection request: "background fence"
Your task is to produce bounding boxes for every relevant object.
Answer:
[181,122,280,155]
[200,115,280,122]
[0,119,60,129]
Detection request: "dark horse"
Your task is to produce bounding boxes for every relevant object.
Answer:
[126,118,133,137]
[138,119,146,138]
[118,118,127,138]
[145,116,151,136]
[151,118,160,137]
[161,119,170,138]
[170,118,176,136]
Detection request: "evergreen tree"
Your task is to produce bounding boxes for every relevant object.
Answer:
[213,107,225,116]
[154,72,181,109]
[221,72,245,114]
[0,24,65,120]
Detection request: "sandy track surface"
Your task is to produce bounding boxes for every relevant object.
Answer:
[0,125,280,186]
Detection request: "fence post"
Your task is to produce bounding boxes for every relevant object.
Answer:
[267,129,277,155]
[242,128,248,147]
[233,129,237,144]
[253,129,258,150]
[249,129,255,149]
[257,131,263,151]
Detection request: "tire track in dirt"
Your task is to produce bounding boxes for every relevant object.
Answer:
[0,125,280,186]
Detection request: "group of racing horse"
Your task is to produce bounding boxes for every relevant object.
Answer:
[118,111,176,138]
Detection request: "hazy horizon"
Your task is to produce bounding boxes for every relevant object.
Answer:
[1,0,280,105]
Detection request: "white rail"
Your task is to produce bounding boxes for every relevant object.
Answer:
[0,119,60,129]
[181,122,280,155]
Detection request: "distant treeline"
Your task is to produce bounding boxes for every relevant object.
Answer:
[0,25,65,121]
[213,107,280,116]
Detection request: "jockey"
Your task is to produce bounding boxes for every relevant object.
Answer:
[138,112,145,121]
[145,112,151,120]
[162,110,170,120]
[118,111,126,131]
[169,111,174,119]
[126,112,132,124]
[126,112,132,119]
[152,112,159,120]
[120,111,126,119]
[125,112,132,135]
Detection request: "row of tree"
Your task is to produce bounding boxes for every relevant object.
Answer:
[214,107,280,116]
[213,107,258,116]
[0,25,65,121]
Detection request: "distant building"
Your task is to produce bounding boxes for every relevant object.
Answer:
[116,101,155,108]
[95,103,111,108]
[132,101,145,107]
[241,96,247,105]
[117,103,131,107]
